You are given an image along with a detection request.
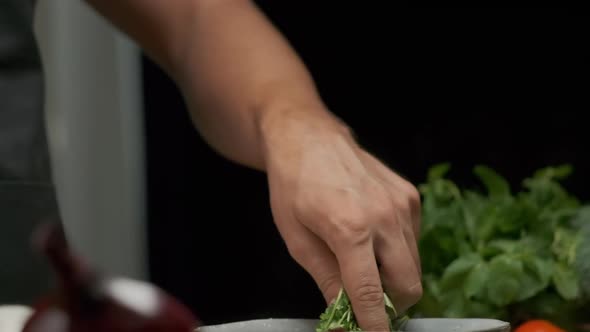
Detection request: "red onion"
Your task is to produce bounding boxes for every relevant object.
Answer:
[22,222,200,332]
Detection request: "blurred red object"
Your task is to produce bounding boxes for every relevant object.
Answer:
[22,222,200,332]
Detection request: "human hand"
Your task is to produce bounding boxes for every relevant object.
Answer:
[261,109,423,331]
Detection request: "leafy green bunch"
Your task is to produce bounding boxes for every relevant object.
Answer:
[316,288,408,332]
[412,164,590,328]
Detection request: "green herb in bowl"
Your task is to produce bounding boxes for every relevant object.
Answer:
[316,288,408,332]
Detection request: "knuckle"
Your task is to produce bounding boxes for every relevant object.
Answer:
[407,185,421,207]
[329,210,372,244]
[293,194,314,219]
[335,220,371,245]
[410,281,424,300]
[318,274,341,300]
[404,184,422,234]
[386,281,423,313]
[286,242,310,263]
[354,283,385,308]
[362,185,394,225]
[371,197,395,221]
[400,182,421,211]
[391,196,412,221]
[403,281,424,306]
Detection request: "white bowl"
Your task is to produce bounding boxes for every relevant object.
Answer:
[196,318,511,332]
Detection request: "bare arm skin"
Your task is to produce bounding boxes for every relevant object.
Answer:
[84,1,423,329]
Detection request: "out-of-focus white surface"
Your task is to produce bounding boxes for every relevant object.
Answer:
[197,318,511,332]
[32,0,147,280]
[0,305,33,332]
[104,278,160,317]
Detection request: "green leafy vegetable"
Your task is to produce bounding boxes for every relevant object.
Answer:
[412,163,590,325]
[552,262,580,300]
[473,165,511,198]
[316,288,408,332]
[571,207,590,299]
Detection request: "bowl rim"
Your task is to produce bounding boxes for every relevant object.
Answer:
[196,317,511,332]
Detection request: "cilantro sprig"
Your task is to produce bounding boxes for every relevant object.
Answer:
[316,288,408,332]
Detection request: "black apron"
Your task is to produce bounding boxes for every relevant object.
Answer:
[0,0,56,304]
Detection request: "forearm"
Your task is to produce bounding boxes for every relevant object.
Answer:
[84,0,349,170]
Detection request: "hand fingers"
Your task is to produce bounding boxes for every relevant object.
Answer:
[336,241,390,332]
[272,209,342,304]
[393,175,422,241]
[359,151,422,239]
[402,221,422,277]
[388,190,422,277]
[375,229,423,314]
[362,151,422,275]
[290,228,343,304]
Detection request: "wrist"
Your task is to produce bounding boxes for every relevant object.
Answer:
[257,102,356,168]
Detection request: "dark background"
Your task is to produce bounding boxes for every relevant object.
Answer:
[141,3,589,325]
